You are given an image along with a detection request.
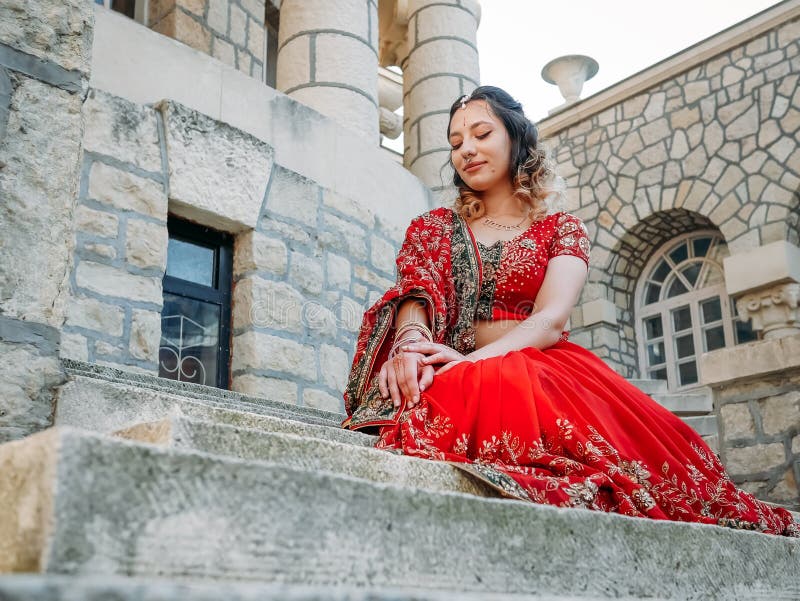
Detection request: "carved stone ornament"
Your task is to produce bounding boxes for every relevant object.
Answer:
[736,282,800,340]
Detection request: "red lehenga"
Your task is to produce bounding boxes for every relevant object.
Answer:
[343,207,799,537]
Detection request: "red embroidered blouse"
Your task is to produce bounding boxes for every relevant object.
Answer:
[471,212,591,321]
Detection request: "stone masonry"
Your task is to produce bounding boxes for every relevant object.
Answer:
[149,0,273,80]
[64,88,404,414]
[0,0,94,442]
[542,15,800,377]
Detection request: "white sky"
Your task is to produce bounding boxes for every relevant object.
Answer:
[478,0,784,122]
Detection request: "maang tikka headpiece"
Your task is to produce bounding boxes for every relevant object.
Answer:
[459,94,470,110]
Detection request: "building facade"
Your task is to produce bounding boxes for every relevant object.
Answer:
[0,0,798,507]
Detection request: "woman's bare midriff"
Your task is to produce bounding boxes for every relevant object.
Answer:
[473,318,524,349]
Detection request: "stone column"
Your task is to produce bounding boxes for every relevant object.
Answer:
[400,0,481,192]
[0,0,93,441]
[276,0,379,141]
[723,240,800,340]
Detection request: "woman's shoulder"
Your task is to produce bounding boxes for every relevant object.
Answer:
[407,206,456,230]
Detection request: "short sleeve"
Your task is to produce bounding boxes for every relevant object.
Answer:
[548,213,591,266]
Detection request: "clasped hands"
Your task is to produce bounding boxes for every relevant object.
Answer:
[378,340,472,409]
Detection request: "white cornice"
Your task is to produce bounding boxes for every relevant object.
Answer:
[537,0,800,137]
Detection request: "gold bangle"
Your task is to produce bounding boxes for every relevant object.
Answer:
[395,320,432,342]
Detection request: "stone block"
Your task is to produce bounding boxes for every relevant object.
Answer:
[152,8,212,54]
[0,79,83,326]
[0,334,63,443]
[95,339,126,358]
[719,402,756,440]
[233,276,304,333]
[767,468,799,504]
[75,261,162,306]
[65,297,125,337]
[759,391,800,436]
[3,427,800,596]
[82,89,162,172]
[231,374,298,404]
[129,309,161,363]
[275,35,310,92]
[290,84,379,143]
[303,301,338,338]
[212,37,236,68]
[353,265,393,291]
[722,240,800,296]
[726,442,786,475]
[289,252,324,295]
[370,235,397,275]
[725,104,759,140]
[337,296,364,333]
[265,165,319,227]
[159,101,273,232]
[0,0,93,75]
[247,19,265,58]
[229,3,247,46]
[279,0,369,41]
[125,219,168,271]
[414,4,477,46]
[303,388,344,413]
[88,162,167,221]
[74,205,119,238]
[232,331,316,380]
[319,344,349,392]
[82,243,116,260]
[581,299,618,327]
[314,34,377,101]
[319,213,367,261]
[233,231,287,277]
[322,189,375,228]
[148,0,176,23]
[326,252,351,291]
[179,0,206,17]
[207,0,228,34]
[59,332,88,362]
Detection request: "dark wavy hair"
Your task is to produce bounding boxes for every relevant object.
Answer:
[447,86,555,221]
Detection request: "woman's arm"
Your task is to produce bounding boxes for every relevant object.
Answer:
[469,255,588,360]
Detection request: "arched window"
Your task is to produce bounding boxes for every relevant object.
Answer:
[636,232,756,389]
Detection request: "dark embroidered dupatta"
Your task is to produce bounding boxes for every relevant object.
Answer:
[343,207,481,431]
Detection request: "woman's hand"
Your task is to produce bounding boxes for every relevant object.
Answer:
[378,351,435,410]
[400,341,472,375]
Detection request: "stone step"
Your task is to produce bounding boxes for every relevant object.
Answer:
[61,358,343,427]
[626,378,669,395]
[2,427,799,599]
[651,387,713,415]
[682,415,719,438]
[56,373,374,448]
[0,574,624,601]
[115,415,492,497]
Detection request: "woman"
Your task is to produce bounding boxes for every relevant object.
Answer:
[343,86,798,537]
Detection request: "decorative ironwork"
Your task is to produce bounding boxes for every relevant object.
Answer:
[159,314,215,385]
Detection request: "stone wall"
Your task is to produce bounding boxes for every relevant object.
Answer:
[149,0,271,80]
[702,335,800,508]
[0,0,94,441]
[544,15,800,377]
[66,88,408,413]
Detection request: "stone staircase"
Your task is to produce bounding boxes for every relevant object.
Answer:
[1,362,799,600]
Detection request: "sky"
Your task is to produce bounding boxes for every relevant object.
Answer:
[478,0,784,122]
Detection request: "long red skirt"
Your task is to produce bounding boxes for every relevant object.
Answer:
[375,341,799,537]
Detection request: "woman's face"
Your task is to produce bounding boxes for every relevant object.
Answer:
[448,100,513,193]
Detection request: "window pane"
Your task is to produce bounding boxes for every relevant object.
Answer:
[651,260,670,283]
[645,283,661,304]
[167,238,215,287]
[159,293,220,387]
[701,297,722,324]
[644,315,663,340]
[672,306,692,332]
[735,319,757,345]
[680,263,701,287]
[675,334,695,359]
[693,237,711,257]
[649,368,667,380]
[678,361,698,385]
[667,277,688,297]
[704,325,726,352]
[669,243,688,265]
[647,341,666,366]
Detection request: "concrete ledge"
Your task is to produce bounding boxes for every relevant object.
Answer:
[116,415,491,497]
[0,575,608,601]
[700,334,800,387]
[723,241,800,296]
[2,428,799,598]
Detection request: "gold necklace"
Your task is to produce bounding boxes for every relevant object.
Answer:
[483,213,529,231]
